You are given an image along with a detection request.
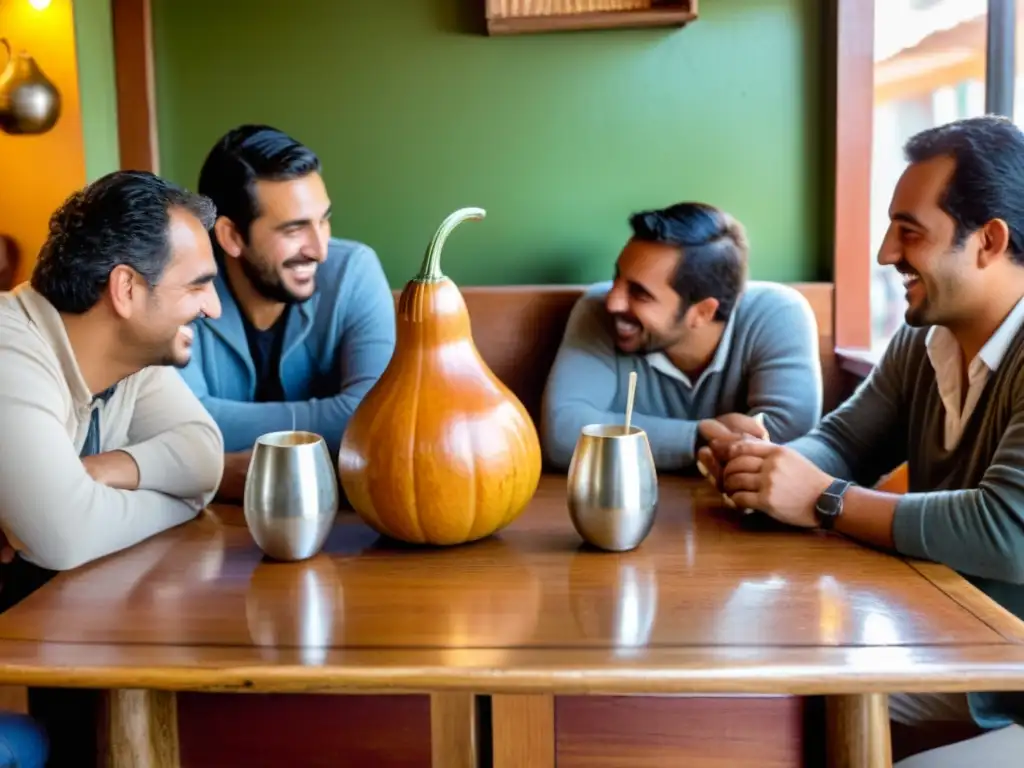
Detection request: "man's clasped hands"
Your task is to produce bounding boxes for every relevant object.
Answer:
[695,414,835,530]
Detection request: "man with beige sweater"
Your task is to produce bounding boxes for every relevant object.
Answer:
[0,170,227,765]
[0,170,226,587]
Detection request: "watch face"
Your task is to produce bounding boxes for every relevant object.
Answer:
[817,495,842,517]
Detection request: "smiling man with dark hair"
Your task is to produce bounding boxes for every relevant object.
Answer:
[541,201,822,471]
[178,124,396,499]
[0,170,225,573]
[704,115,1024,763]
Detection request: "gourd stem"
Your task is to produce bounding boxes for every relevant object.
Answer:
[415,207,486,282]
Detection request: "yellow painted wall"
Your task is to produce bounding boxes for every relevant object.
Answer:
[0,0,86,286]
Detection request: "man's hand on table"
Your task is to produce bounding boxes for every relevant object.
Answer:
[215,451,253,502]
[696,413,770,496]
[81,450,140,490]
[720,440,834,528]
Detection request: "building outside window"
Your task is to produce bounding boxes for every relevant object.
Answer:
[869,0,989,354]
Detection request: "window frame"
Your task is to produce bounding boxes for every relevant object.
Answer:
[832,0,1017,371]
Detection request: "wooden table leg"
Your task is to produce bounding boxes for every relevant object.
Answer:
[492,693,554,768]
[827,693,892,768]
[102,689,180,767]
[431,692,478,768]
[0,685,28,714]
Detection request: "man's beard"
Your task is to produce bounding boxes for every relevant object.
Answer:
[610,312,680,354]
[240,253,317,304]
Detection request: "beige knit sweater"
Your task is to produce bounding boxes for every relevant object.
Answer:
[0,284,224,570]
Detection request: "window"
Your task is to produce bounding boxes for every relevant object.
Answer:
[869,0,988,354]
[833,0,1017,359]
[1015,0,1024,125]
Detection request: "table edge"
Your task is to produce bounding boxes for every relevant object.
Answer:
[4,644,1024,695]
[904,559,1024,643]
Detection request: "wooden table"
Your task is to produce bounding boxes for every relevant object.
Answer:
[0,475,1023,767]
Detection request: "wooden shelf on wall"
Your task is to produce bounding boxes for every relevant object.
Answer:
[485,0,698,36]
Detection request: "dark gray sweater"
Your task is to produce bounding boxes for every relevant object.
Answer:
[789,323,1024,728]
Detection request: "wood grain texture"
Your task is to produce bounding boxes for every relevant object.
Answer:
[176,693,431,768]
[907,560,1024,643]
[826,693,892,768]
[102,689,179,768]
[556,695,805,767]
[431,692,478,768]
[484,0,697,35]
[0,477,1020,694]
[493,694,554,768]
[3,642,1024,695]
[0,478,1000,649]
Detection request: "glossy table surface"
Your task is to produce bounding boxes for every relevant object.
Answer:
[1,475,1023,694]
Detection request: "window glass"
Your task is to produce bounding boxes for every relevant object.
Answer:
[1014,0,1024,126]
[870,0,987,354]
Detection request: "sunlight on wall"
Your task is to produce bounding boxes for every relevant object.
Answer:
[0,0,85,285]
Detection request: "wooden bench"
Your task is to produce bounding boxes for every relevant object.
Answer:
[392,282,842,418]
[393,282,907,491]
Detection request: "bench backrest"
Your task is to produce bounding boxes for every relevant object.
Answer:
[391,283,839,422]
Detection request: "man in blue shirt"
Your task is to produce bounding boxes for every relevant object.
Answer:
[178,125,396,499]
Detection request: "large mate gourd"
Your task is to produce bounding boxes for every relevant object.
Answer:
[338,207,542,545]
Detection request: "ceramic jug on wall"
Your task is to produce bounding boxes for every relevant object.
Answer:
[0,37,60,135]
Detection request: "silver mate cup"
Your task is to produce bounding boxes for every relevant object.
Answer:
[244,430,339,561]
[567,424,658,552]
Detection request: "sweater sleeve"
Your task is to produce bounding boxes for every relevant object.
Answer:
[180,248,396,455]
[743,296,823,443]
[0,346,200,571]
[787,330,909,485]
[541,295,699,471]
[892,386,1024,584]
[119,365,225,504]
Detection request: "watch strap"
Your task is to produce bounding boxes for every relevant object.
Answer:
[816,479,852,530]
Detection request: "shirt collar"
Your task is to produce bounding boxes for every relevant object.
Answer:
[926,295,1024,375]
[645,308,738,388]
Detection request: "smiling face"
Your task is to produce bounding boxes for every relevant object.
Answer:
[877,155,980,328]
[604,239,692,354]
[114,206,222,368]
[217,172,332,304]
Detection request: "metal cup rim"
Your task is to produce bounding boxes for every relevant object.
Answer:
[254,430,325,448]
[580,424,646,440]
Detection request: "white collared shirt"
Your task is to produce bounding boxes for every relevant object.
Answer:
[645,310,738,390]
[926,297,1024,451]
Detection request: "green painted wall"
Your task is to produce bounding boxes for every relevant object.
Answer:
[73,0,119,181]
[151,0,824,287]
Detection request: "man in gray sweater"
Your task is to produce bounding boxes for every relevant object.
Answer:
[541,201,823,471]
[709,116,1024,761]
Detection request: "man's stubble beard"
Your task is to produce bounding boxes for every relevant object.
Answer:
[239,249,319,306]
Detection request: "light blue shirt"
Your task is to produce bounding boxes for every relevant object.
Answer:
[177,238,396,455]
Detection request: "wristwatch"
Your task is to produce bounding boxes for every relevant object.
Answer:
[815,479,852,530]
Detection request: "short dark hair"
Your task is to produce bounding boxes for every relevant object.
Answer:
[31,171,216,314]
[197,124,321,244]
[628,202,749,322]
[904,115,1024,263]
